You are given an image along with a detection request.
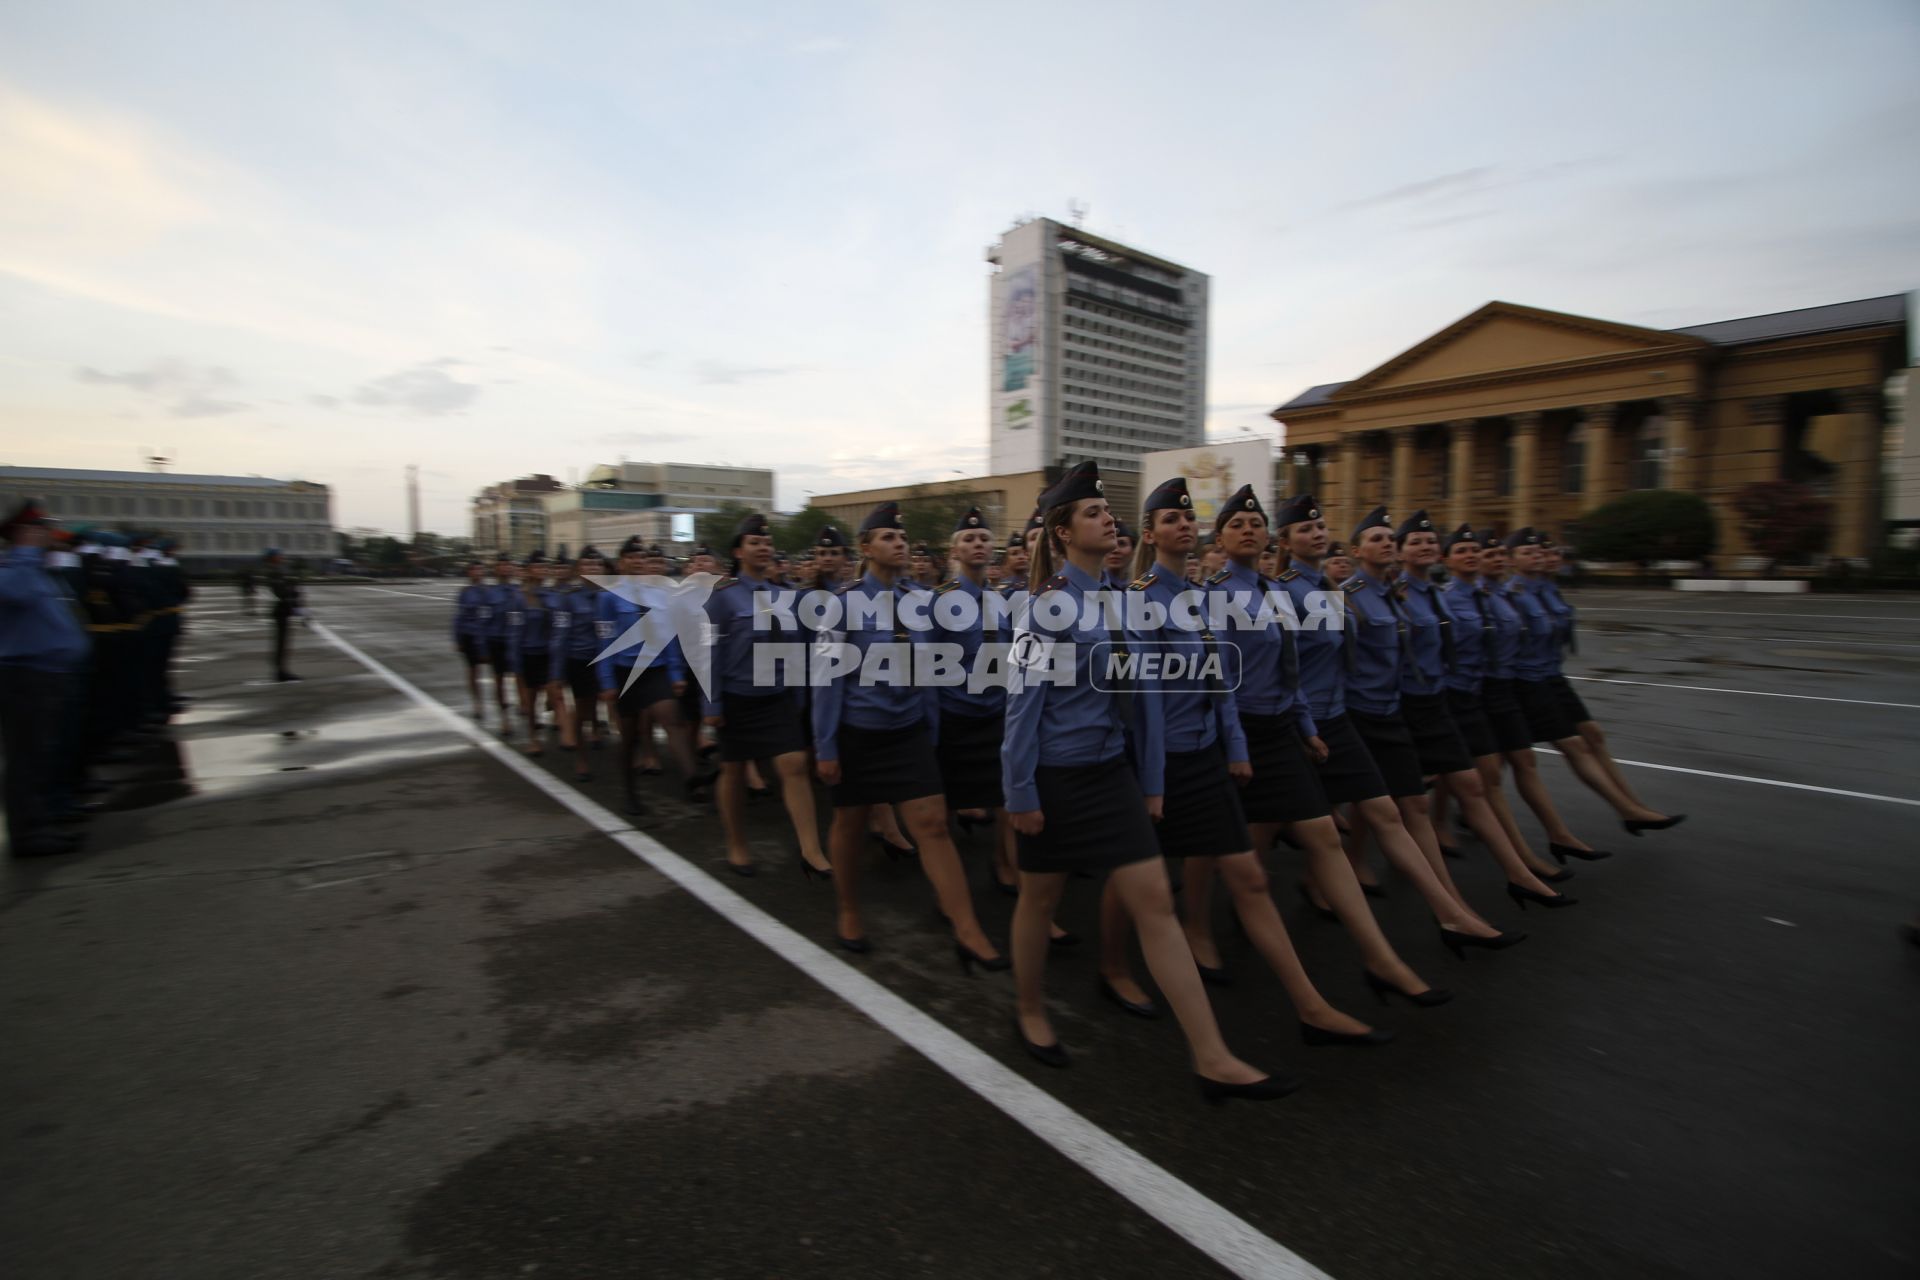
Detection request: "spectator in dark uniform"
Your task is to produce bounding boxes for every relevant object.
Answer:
[264,548,302,681]
[1,501,92,857]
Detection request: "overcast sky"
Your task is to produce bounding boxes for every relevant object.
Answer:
[2,0,1915,534]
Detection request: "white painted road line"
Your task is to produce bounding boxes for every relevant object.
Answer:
[1752,636,1920,650]
[1565,675,1920,712]
[1579,607,1920,622]
[352,586,458,601]
[1536,749,1920,808]
[310,620,1333,1280]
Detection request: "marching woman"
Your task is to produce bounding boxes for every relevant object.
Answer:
[1391,512,1574,913]
[454,561,492,721]
[1503,529,1685,837]
[1273,495,1518,978]
[1005,462,1296,1102]
[814,503,1003,962]
[932,506,1007,836]
[986,510,1043,896]
[549,545,607,782]
[485,554,519,734]
[1433,527,1580,878]
[1098,477,1391,1045]
[702,513,827,877]
[596,537,709,817]
[508,551,558,755]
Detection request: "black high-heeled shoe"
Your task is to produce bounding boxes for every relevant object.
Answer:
[1295,883,1337,922]
[1623,814,1686,836]
[835,933,871,955]
[992,876,1019,898]
[1438,926,1528,959]
[1196,1072,1302,1106]
[1550,841,1611,863]
[954,811,989,835]
[1195,961,1232,987]
[874,834,917,862]
[624,786,648,818]
[1301,1021,1394,1047]
[728,860,758,878]
[798,855,832,882]
[1363,969,1453,1007]
[1050,930,1082,949]
[1099,978,1160,1020]
[956,942,1011,975]
[1535,865,1576,883]
[684,768,719,800]
[1507,883,1577,910]
[1359,881,1388,900]
[746,784,772,802]
[1014,1017,1069,1068]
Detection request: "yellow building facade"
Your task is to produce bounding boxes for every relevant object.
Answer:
[1272,295,1908,565]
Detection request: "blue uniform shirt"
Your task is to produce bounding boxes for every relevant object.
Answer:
[931,573,1006,718]
[506,586,554,671]
[1438,576,1490,693]
[1340,569,1407,716]
[1481,581,1524,679]
[485,582,516,640]
[1002,560,1130,813]
[1210,561,1316,739]
[701,573,802,719]
[1127,563,1249,797]
[1506,578,1558,680]
[1538,578,1577,660]
[1276,562,1345,725]
[1395,572,1453,695]
[454,583,490,645]
[547,582,601,682]
[811,572,941,762]
[0,546,91,673]
[594,586,686,691]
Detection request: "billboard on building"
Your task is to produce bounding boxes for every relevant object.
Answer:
[1141,438,1275,534]
[990,224,1047,475]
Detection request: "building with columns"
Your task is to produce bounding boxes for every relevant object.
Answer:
[1272,295,1909,566]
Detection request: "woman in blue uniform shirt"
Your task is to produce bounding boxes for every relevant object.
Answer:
[1004,462,1295,1103]
[703,513,826,876]
[1393,513,1574,914]
[594,538,701,817]
[1505,530,1683,837]
[1097,478,1391,1045]
[507,550,557,755]
[454,561,492,722]
[815,503,1002,964]
[548,546,606,781]
[484,554,520,735]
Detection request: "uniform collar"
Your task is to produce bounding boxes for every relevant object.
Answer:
[1398,571,1434,594]
[1061,560,1103,592]
[1225,558,1264,588]
[1356,567,1395,593]
[860,569,907,595]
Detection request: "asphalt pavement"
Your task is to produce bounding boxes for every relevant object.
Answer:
[4,582,1918,1280]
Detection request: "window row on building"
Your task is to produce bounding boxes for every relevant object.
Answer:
[1061,371,1190,414]
[1063,305,1188,357]
[53,493,330,521]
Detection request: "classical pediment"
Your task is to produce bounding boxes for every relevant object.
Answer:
[1336,302,1707,398]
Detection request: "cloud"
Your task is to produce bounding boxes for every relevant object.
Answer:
[349,361,481,415]
[309,394,340,408]
[692,359,804,385]
[74,359,249,418]
[1340,167,1496,211]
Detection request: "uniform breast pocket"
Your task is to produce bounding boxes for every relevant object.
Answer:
[553,612,570,632]
[595,621,616,640]
[509,611,524,627]
[478,605,493,621]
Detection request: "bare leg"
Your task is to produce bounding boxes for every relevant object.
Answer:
[519,676,540,747]
[1431,775,1453,843]
[993,812,1019,891]
[901,796,996,957]
[465,661,481,716]
[1180,855,1221,968]
[1215,851,1374,1034]
[715,761,752,867]
[1580,720,1657,810]
[645,699,699,779]
[829,805,868,940]
[1341,804,1380,887]
[1097,876,1154,1005]
[571,694,591,777]
[1392,793,1474,908]
[1554,736,1666,821]
[1507,749,1592,848]
[1109,859,1263,1083]
[1446,768,1561,896]
[1014,872,1070,1046]
[1361,796,1500,937]
[870,803,912,852]
[1479,755,1559,875]
[772,751,825,868]
[1284,817,1436,995]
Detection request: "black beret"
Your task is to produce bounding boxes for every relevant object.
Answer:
[1274,493,1321,527]
[1393,509,1436,541]
[859,501,905,535]
[953,505,987,533]
[524,549,548,566]
[1022,508,1043,534]
[577,544,604,563]
[1503,526,1543,549]
[618,535,644,557]
[1442,524,1479,553]
[1325,541,1349,558]
[1144,476,1193,514]
[1213,484,1265,534]
[1350,506,1392,543]
[815,525,848,549]
[1040,461,1103,510]
[1006,528,1027,548]
[554,542,571,562]
[729,513,769,548]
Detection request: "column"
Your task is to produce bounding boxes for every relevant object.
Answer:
[1511,411,1542,531]
[1390,425,1417,513]
[1831,385,1883,561]
[1338,433,1365,535]
[1660,396,1703,493]
[1447,419,1476,527]
[1721,396,1785,563]
[1580,402,1618,513]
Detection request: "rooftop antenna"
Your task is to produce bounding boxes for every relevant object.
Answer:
[1067,198,1088,228]
[142,446,173,473]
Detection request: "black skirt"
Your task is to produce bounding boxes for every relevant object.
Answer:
[1237,712,1332,824]
[1312,713,1389,804]
[832,722,944,808]
[1017,759,1162,875]
[719,692,807,762]
[1547,674,1593,726]
[1518,678,1579,745]
[486,638,513,673]
[461,638,486,668]
[518,649,549,684]
[563,655,598,706]
[1157,743,1253,859]
[612,662,676,711]
[1446,688,1500,759]
[935,708,1005,810]
[1401,692,1473,777]
[1345,709,1427,799]
[1479,678,1536,754]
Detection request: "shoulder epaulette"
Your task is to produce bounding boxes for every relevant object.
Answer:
[1204,569,1230,585]
[1126,572,1153,591]
[1341,578,1366,594]
[714,576,738,590]
[1043,574,1068,590]
[933,579,962,595]
[1275,568,1300,582]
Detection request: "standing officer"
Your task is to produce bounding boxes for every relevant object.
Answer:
[1001,527,1031,594]
[263,548,302,681]
[1,501,92,857]
[814,525,852,589]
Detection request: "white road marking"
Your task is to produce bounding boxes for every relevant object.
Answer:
[310,620,1332,1280]
[350,586,456,601]
[1536,749,1920,807]
[1764,918,1798,928]
[1578,607,1920,622]
[1565,675,1920,711]
[1752,637,1920,650]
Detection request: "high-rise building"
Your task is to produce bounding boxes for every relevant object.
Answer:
[987,217,1209,515]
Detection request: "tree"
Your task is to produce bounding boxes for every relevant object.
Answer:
[1732,481,1831,568]
[1570,490,1716,567]
[776,503,851,555]
[373,536,409,568]
[695,502,762,557]
[898,484,983,550]
[336,531,359,561]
